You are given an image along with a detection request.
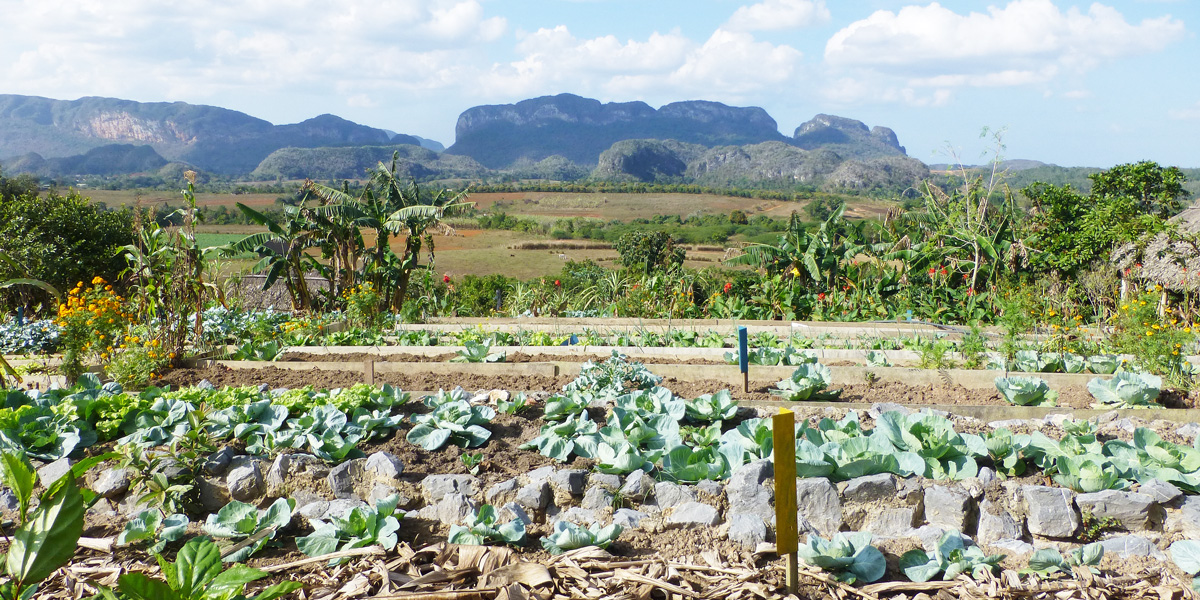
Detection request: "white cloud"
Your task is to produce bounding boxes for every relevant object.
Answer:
[725,0,831,32]
[1169,101,1200,120]
[485,26,802,102]
[824,0,1185,91]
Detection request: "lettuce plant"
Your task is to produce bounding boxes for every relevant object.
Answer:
[794,532,886,584]
[297,494,404,563]
[1024,542,1103,578]
[994,376,1058,407]
[541,521,622,555]
[1088,372,1162,409]
[772,363,841,401]
[407,397,495,451]
[448,504,526,547]
[117,508,189,554]
[201,498,294,562]
[683,390,738,423]
[900,530,1003,582]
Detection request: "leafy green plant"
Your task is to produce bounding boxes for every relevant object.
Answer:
[1169,540,1200,591]
[448,505,527,547]
[497,392,533,415]
[1088,355,1119,374]
[460,451,484,476]
[266,404,363,461]
[541,521,622,555]
[520,412,599,462]
[794,532,886,584]
[1024,542,1104,578]
[683,390,738,423]
[228,339,284,361]
[865,350,892,368]
[1052,455,1127,493]
[296,494,404,564]
[900,530,1004,582]
[564,351,662,397]
[117,508,189,554]
[1078,512,1122,542]
[201,498,294,562]
[660,443,743,483]
[451,340,506,363]
[1088,372,1162,409]
[542,391,590,422]
[112,537,301,600]
[772,363,841,401]
[982,428,1027,477]
[407,392,494,451]
[720,417,773,462]
[1010,350,1040,373]
[872,411,986,480]
[994,376,1058,407]
[206,400,288,454]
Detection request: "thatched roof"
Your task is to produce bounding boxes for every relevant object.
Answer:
[1113,203,1200,291]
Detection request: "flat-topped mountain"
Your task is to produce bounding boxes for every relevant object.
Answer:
[445,94,790,168]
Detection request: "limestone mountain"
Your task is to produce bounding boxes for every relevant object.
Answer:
[0,94,417,174]
[7,144,169,177]
[251,145,486,181]
[445,94,788,168]
[792,114,906,160]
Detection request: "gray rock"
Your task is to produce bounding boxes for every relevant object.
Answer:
[93,468,131,499]
[196,477,230,512]
[869,403,911,419]
[1176,423,1200,442]
[155,457,187,480]
[988,538,1035,556]
[1168,496,1200,537]
[589,473,622,491]
[864,507,919,538]
[498,503,533,527]
[696,480,724,498]
[581,486,614,511]
[327,459,365,499]
[325,498,369,520]
[526,466,556,485]
[486,479,521,504]
[620,469,654,501]
[797,478,842,537]
[364,452,404,480]
[37,458,74,486]
[226,462,264,502]
[925,485,974,531]
[267,453,326,494]
[419,492,476,525]
[842,474,897,504]
[666,502,721,528]
[1023,486,1080,538]
[613,508,649,530]
[422,474,477,502]
[87,498,117,518]
[1076,490,1163,531]
[1139,479,1183,505]
[367,483,404,505]
[654,482,697,510]
[515,481,552,512]
[977,500,1023,545]
[913,525,949,552]
[1099,535,1167,560]
[292,490,326,512]
[298,500,332,521]
[552,507,599,526]
[988,419,1029,430]
[977,467,998,488]
[1095,411,1121,424]
[203,447,237,476]
[0,489,18,513]
[1042,414,1074,428]
[551,469,588,496]
[727,513,769,548]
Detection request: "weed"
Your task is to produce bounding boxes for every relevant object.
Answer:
[1078,512,1122,542]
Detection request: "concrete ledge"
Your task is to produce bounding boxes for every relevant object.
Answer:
[739,399,1200,425]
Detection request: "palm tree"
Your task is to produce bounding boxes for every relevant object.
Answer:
[223,203,319,310]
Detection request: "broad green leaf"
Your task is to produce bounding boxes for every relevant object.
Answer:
[5,474,84,588]
[117,573,181,600]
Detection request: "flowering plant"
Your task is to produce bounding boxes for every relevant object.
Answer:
[55,277,132,382]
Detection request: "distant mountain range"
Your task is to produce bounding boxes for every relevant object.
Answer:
[0,92,930,191]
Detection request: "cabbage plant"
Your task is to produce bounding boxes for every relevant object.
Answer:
[900,530,1003,582]
[994,376,1057,407]
[541,521,622,555]
[202,498,294,562]
[1169,540,1200,591]
[407,397,494,451]
[660,442,744,482]
[794,532,886,584]
[542,391,590,421]
[1051,454,1127,492]
[1024,542,1103,578]
[871,412,987,480]
[520,412,599,462]
[1087,372,1161,409]
[1087,355,1120,375]
[448,504,526,547]
[684,390,738,423]
[297,494,404,563]
[772,363,841,401]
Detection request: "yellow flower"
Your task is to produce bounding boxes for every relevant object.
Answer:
[1146,331,1154,337]
[790,267,800,277]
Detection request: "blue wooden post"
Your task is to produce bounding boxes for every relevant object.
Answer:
[738,326,749,392]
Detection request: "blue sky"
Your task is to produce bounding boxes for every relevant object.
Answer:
[2,0,1197,167]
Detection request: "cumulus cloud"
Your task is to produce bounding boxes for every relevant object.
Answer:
[725,0,831,32]
[483,26,802,102]
[823,0,1185,101]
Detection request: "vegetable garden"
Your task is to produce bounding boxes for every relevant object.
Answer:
[4,161,1200,599]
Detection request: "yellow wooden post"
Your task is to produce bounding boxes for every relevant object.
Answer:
[773,408,798,593]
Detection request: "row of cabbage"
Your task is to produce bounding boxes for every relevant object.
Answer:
[995,371,1162,409]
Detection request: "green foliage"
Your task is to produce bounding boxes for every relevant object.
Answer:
[794,532,886,584]
[520,412,599,462]
[460,451,484,476]
[0,191,134,312]
[296,494,403,564]
[772,363,841,401]
[683,390,738,423]
[564,351,663,398]
[1169,540,1200,591]
[451,340,506,363]
[900,530,1004,582]
[447,505,527,547]
[1024,542,1104,578]
[613,230,685,275]
[117,509,189,554]
[994,376,1058,407]
[406,389,494,451]
[540,521,621,555]
[542,392,589,422]
[201,498,294,562]
[114,537,302,600]
[1087,372,1162,409]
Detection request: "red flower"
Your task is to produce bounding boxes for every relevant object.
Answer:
[723,282,733,293]
[554,280,561,287]
[817,293,826,301]
[939,267,947,276]
[966,288,975,296]
[443,274,450,283]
